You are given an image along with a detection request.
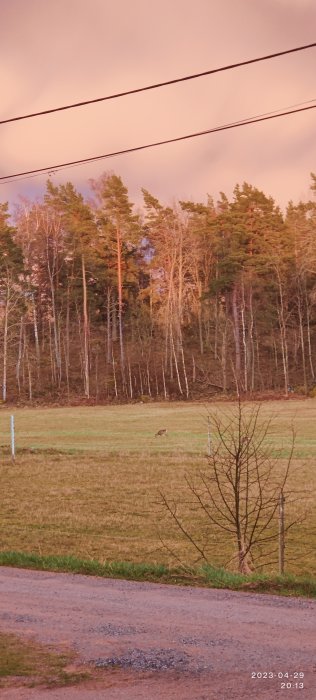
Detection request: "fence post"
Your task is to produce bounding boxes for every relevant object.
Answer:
[10,415,15,463]
[207,416,212,457]
[278,490,285,575]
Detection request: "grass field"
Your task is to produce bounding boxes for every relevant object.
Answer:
[0,400,316,577]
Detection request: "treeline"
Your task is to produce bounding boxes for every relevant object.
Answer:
[1,172,316,403]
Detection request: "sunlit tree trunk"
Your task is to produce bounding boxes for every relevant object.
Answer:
[106,287,112,364]
[81,254,90,398]
[46,232,62,387]
[297,289,307,394]
[240,276,247,392]
[2,286,9,402]
[116,224,125,386]
[232,283,241,386]
[16,316,24,396]
[276,268,289,396]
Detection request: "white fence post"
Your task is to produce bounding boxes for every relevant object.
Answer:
[10,415,15,462]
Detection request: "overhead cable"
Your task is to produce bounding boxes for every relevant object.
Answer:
[1,41,316,126]
[1,101,315,184]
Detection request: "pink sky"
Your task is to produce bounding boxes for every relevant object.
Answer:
[1,0,316,212]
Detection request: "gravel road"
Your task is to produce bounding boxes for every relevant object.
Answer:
[0,567,315,699]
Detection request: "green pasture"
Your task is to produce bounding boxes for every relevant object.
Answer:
[0,400,316,577]
[0,399,316,456]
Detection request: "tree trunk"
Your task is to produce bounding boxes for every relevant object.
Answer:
[146,364,152,397]
[276,269,289,395]
[162,363,167,399]
[31,292,41,381]
[181,345,189,398]
[240,277,247,392]
[25,338,33,402]
[82,254,90,398]
[237,537,253,574]
[116,225,125,384]
[304,284,315,380]
[45,224,62,387]
[16,316,24,396]
[192,354,196,383]
[2,288,9,402]
[106,287,112,363]
[138,364,144,395]
[221,318,228,393]
[197,281,204,354]
[112,349,118,398]
[232,283,241,384]
[248,287,255,393]
[297,291,307,394]
[65,284,70,400]
[128,358,133,399]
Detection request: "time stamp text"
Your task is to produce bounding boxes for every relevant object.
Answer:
[251,672,305,690]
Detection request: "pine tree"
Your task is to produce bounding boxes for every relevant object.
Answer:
[92,174,140,393]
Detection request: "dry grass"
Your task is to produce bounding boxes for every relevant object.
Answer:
[0,450,203,564]
[0,400,316,576]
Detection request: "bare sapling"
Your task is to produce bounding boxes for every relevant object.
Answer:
[159,399,306,574]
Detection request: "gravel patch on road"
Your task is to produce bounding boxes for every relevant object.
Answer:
[180,635,233,647]
[94,647,192,672]
[88,623,148,636]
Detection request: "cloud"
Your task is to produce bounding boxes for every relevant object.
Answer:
[270,0,314,7]
[1,0,315,212]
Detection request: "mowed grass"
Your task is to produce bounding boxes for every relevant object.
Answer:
[0,400,316,577]
[1,399,316,455]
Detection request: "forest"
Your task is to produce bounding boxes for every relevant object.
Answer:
[1,172,316,403]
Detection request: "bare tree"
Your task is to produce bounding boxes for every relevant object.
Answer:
[160,400,305,574]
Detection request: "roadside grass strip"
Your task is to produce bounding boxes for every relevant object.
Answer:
[1,552,316,598]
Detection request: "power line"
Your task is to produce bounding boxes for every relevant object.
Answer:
[1,42,316,126]
[4,97,313,186]
[3,97,315,185]
[1,102,315,184]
